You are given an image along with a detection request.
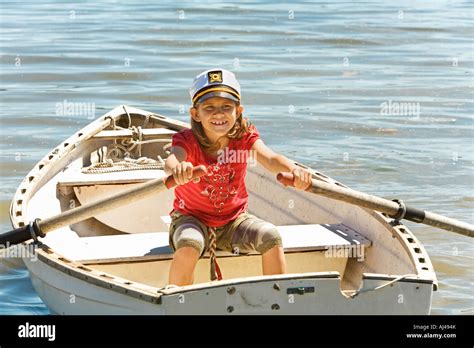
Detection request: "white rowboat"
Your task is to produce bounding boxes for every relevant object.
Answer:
[8,105,437,314]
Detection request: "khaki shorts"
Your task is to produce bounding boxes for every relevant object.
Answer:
[168,210,282,257]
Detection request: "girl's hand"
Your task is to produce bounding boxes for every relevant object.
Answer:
[172,162,201,185]
[291,167,312,190]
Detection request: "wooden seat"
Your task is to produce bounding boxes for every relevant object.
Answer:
[57,169,166,187]
[56,167,170,233]
[93,128,176,140]
[56,127,174,187]
[279,223,371,252]
[64,223,371,264]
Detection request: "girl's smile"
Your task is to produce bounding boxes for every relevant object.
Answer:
[209,119,230,132]
[210,120,228,126]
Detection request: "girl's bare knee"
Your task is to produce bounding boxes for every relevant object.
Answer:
[174,246,200,260]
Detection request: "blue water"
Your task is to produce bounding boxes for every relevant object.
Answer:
[0,1,473,315]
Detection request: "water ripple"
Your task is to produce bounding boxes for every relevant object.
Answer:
[0,0,472,315]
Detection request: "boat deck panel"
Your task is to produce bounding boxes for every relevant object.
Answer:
[49,223,372,263]
[57,169,166,186]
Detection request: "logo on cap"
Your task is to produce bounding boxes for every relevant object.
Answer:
[190,68,241,105]
[208,71,223,84]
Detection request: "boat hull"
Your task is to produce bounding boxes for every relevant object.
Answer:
[24,254,432,315]
[9,105,436,315]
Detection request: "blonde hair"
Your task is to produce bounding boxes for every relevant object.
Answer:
[191,103,250,153]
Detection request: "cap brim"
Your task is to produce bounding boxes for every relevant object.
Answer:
[195,91,239,104]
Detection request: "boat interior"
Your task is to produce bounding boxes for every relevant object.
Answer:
[24,109,425,293]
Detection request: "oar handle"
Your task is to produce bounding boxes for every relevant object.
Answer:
[0,220,43,246]
[276,172,474,238]
[0,165,208,246]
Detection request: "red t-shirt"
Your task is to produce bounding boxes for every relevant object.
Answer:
[171,125,260,227]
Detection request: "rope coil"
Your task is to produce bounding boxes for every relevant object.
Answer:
[82,116,169,174]
[82,157,164,174]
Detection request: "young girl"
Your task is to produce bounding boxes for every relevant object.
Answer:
[165,69,312,286]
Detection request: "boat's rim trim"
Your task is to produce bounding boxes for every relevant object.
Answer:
[370,211,438,290]
[9,105,438,306]
[361,273,434,285]
[35,246,162,304]
[31,244,434,305]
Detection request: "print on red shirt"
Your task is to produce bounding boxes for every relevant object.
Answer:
[201,162,237,213]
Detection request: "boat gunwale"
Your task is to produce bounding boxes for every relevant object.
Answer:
[9,105,438,308]
[32,244,163,304]
[29,243,434,305]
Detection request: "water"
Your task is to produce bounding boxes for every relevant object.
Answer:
[0,1,472,315]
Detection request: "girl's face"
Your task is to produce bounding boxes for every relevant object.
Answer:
[190,97,244,143]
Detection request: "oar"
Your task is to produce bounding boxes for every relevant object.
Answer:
[277,172,474,238]
[1,166,207,246]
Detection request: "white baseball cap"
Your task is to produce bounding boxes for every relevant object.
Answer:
[190,69,241,105]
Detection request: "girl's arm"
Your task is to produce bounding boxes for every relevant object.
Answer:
[251,139,312,190]
[164,146,197,185]
[164,146,186,174]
